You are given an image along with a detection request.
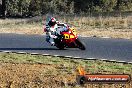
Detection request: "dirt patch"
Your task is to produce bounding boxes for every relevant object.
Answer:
[0,27,43,34]
[0,63,76,88]
[0,52,131,88]
[0,62,131,88]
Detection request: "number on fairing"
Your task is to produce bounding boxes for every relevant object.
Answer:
[64,34,70,39]
[71,28,77,35]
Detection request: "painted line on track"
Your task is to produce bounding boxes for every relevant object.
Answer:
[17,52,27,54]
[73,57,82,59]
[86,58,97,60]
[42,54,51,56]
[109,60,117,62]
[116,61,128,63]
[2,51,12,53]
[100,59,109,61]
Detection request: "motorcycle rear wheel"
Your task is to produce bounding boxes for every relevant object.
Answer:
[56,43,65,50]
[54,37,65,50]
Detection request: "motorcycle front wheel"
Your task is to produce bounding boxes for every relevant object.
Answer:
[75,38,86,50]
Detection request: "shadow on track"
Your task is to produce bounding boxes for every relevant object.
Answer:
[0,48,62,50]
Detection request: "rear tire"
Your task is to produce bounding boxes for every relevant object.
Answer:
[56,45,65,50]
[75,38,86,50]
[56,43,65,50]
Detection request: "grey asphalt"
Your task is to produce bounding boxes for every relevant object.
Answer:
[0,33,132,62]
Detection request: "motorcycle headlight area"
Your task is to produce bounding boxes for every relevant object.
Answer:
[69,31,72,33]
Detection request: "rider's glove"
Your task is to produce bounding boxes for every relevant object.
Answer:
[44,28,47,32]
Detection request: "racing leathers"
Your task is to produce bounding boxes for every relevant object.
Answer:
[44,21,68,46]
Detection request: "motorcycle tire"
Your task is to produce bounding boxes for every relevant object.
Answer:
[75,38,86,50]
[56,43,65,50]
[54,37,65,50]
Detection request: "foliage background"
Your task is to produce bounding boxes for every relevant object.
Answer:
[0,0,132,17]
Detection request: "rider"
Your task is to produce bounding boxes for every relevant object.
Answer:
[44,17,69,46]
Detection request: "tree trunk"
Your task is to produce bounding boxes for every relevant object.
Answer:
[1,0,6,18]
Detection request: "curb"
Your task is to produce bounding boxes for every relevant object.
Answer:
[0,51,131,64]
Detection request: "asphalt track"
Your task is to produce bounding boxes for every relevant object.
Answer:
[0,33,132,62]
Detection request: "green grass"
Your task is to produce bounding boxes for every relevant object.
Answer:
[0,52,131,75]
[0,52,131,88]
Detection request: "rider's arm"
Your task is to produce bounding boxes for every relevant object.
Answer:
[47,31,57,38]
[57,23,69,32]
[58,23,68,28]
[44,24,50,32]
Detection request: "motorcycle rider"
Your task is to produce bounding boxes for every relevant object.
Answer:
[44,17,69,46]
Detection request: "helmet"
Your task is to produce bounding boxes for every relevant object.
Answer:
[51,17,56,22]
[48,17,57,26]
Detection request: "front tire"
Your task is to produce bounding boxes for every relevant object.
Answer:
[75,38,86,50]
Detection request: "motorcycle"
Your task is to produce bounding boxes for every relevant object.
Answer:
[54,27,86,50]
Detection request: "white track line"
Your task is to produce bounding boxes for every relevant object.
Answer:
[109,60,117,62]
[100,59,108,61]
[116,61,127,63]
[102,37,111,38]
[17,52,27,54]
[73,57,82,59]
[2,51,12,53]
[86,58,97,60]
[42,54,50,56]
[53,55,60,57]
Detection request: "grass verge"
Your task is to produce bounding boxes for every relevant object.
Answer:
[0,52,132,88]
[0,16,132,39]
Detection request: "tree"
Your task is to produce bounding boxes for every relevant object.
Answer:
[1,0,6,18]
[0,0,132,17]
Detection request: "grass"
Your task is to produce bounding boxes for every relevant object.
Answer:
[0,52,131,88]
[0,15,132,39]
[0,17,43,34]
[0,15,132,87]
